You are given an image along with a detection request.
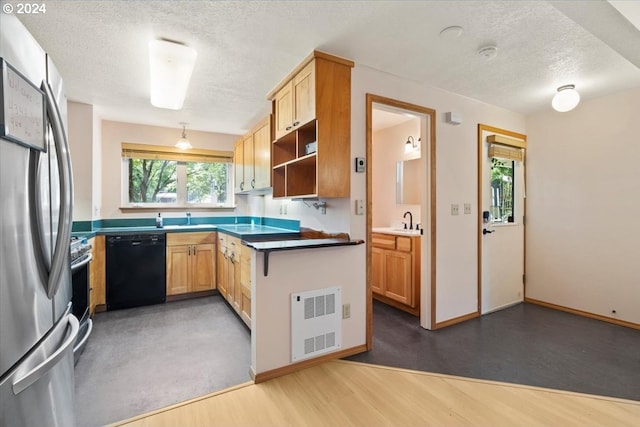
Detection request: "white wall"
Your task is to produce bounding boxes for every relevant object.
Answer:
[100,120,238,219]
[525,87,640,325]
[351,65,526,326]
[372,119,421,228]
[68,101,94,221]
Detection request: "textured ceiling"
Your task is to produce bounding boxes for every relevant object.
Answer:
[11,0,640,135]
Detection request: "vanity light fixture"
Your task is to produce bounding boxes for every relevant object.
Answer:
[149,39,197,110]
[175,123,192,150]
[552,84,580,112]
[404,136,418,153]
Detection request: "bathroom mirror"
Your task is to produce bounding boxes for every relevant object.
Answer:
[396,158,420,204]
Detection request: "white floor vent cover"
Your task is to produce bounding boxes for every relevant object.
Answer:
[291,287,342,362]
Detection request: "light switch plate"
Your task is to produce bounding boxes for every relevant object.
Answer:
[464,203,471,214]
[451,204,459,215]
[355,199,365,215]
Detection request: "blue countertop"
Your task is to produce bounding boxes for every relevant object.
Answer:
[71,223,299,240]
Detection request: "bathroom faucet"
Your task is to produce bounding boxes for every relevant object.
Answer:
[403,211,413,230]
[186,212,191,225]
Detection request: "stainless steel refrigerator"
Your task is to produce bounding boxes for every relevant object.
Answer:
[0,13,79,427]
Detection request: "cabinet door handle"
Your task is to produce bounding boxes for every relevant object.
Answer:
[230,252,235,264]
[240,182,244,191]
[293,121,300,127]
[286,126,292,131]
[188,246,191,256]
[251,179,255,188]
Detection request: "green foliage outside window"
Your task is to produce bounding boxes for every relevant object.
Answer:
[490,158,514,222]
[128,159,177,203]
[127,157,231,206]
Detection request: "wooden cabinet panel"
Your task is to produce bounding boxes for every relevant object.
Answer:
[89,235,106,314]
[372,233,396,250]
[166,232,216,296]
[371,246,384,295]
[396,237,412,252]
[371,233,420,315]
[274,81,293,140]
[217,246,228,299]
[269,52,353,199]
[234,116,272,193]
[384,250,412,306]
[192,243,216,293]
[292,61,315,127]
[253,117,271,190]
[243,134,255,190]
[167,232,215,246]
[234,137,245,193]
[218,232,253,329]
[166,245,190,295]
[239,245,252,327]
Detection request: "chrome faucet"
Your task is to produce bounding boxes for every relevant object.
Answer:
[186,212,191,225]
[403,211,413,230]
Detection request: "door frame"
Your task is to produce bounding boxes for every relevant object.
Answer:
[366,94,437,349]
[476,124,527,315]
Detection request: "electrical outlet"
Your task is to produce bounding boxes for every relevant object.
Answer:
[342,303,351,319]
[464,203,471,214]
[451,204,459,215]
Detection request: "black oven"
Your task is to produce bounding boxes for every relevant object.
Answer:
[71,238,93,364]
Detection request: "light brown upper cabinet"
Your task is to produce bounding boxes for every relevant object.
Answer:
[274,61,315,139]
[234,115,272,193]
[268,51,353,199]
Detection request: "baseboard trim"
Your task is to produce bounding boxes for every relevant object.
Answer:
[253,344,368,384]
[432,311,479,330]
[525,297,640,330]
[166,289,217,302]
[373,294,419,316]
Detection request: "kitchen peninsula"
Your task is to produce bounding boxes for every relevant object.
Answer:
[73,216,364,382]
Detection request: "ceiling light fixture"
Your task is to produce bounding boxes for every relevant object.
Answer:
[175,123,192,150]
[552,84,580,112]
[149,39,197,110]
[477,45,498,61]
[439,25,463,40]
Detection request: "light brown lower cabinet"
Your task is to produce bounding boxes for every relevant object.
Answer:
[89,235,106,314]
[217,232,251,329]
[166,232,216,296]
[239,245,252,327]
[371,232,420,316]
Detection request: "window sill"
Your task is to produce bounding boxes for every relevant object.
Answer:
[120,205,236,212]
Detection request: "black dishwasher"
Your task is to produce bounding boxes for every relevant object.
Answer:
[106,233,166,310]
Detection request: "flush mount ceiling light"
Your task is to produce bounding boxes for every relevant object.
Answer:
[439,25,463,40]
[477,45,498,61]
[175,123,192,150]
[552,84,580,112]
[149,39,197,110]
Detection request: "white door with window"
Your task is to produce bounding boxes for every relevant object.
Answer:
[479,129,526,314]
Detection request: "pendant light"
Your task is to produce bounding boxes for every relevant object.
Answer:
[552,84,580,112]
[175,123,192,150]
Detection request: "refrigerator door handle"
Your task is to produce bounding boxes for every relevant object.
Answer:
[42,81,73,298]
[12,314,79,395]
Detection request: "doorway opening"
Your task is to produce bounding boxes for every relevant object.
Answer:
[366,94,436,349]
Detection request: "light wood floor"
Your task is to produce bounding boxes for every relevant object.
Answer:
[115,360,640,427]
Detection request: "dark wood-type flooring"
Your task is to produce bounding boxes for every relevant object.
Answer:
[347,301,640,401]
